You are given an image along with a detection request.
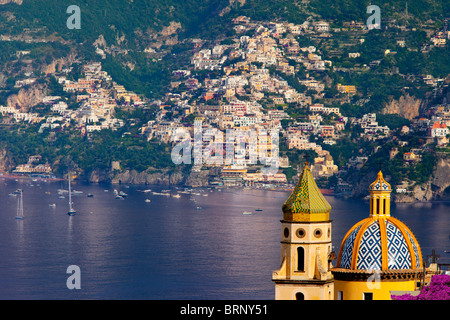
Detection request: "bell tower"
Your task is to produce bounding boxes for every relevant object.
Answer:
[368,170,391,218]
[272,162,334,300]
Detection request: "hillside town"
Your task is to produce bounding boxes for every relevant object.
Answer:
[1,15,449,197]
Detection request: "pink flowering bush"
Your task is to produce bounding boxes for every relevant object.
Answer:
[392,274,450,300]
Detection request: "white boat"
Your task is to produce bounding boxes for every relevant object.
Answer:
[142,189,152,193]
[49,203,56,207]
[119,191,127,197]
[67,172,76,216]
[15,189,24,220]
[145,199,151,203]
[172,194,181,198]
[161,193,170,196]
[243,211,252,215]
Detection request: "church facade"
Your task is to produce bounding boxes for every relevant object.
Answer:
[273,163,423,300]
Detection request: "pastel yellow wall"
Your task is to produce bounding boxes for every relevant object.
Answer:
[334,279,416,300]
[275,282,334,300]
[272,220,334,300]
[276,221,332,281]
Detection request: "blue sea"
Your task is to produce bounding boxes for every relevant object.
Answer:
[0,178,448,299]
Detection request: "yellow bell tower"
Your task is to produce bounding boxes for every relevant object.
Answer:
[272,162,334,300]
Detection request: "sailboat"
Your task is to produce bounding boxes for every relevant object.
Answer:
[15,189,24,220]
[67,173,76,216]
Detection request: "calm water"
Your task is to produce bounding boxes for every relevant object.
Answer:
[0,178,448,300]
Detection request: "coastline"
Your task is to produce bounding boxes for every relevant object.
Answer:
[3,171,448,204]
[0,173,64,182]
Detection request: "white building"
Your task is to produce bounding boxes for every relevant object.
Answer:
[430,122,448,138]
[314,21,330,32]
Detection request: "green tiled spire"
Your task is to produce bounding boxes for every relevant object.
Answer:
[282,163,331,220]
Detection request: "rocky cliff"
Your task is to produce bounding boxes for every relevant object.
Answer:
[0,149,13,172]
[382,94,422,121]
[144,21,181,50]
[0,0,22,5]
[7,82,48,111]
[350,155,450,202]
[110,169,185,185]
[42,54,78,75]
[85,165,220,187]
[87,168,185,186]
[431,156,450,200]
[184,167,222,187]
[394,155,450,202]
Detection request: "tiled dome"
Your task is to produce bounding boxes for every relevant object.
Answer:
[337,216,422,270]
[282,162,331,222]
[335,170,422,271]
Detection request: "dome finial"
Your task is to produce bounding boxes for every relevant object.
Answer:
[369,168,391,192]
[304,153,311,166]
[377,159,383,172]
[377,169,384,178]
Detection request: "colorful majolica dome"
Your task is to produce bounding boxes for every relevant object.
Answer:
[282,162,331,222]
[335,171,422,271]
[337,216,422,270]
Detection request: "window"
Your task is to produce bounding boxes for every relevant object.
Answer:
[284,227,289,238]
[337,291,343,300]
[296,228,305,238]
[376,199,380,215]
[295,292,304,300]
[314,228,322,238]
[297,247,304,271]
[363,292,373,300]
